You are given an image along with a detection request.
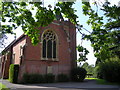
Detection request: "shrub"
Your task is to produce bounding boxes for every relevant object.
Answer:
[9,64,19,83]
[93,65,103,79]
[22,73,44,84]
[22,73,31,83]
[44,73,55,83]
[57,74,69,82]
[30,74,44,83]
[98,57,120,82]
[22,73,56,83]
[71,67,87,82]
[37,74,45,83]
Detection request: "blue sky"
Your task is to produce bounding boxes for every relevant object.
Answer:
[73,0,120,65]
[73,0,96,65]
[1,0,120,65]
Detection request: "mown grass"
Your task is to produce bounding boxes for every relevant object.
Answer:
[85,78,120,85]
[0,83,9,90]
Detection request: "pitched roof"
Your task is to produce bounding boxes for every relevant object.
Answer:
[2,34,25,52]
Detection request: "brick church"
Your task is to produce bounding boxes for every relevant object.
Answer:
[0,19,77,82]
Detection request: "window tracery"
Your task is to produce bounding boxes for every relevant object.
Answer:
[42,30,57,59]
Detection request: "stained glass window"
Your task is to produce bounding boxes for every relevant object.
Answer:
[42,30,57,59]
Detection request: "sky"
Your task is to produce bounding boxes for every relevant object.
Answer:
[74,0,120,65]
[1,0,120,65]
[73,0,96,65]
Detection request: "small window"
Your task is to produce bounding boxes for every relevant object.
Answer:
[12,53,15,64]
[20,46,25,57]
[20,46,23,56]
[42,30,57,59]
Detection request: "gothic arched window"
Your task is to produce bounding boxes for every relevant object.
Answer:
[42,30,57,59]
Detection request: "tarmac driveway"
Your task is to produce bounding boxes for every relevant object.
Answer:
[0,79,120,90]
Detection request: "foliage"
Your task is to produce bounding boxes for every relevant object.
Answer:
[57,74,69,82]
[0,32,8,48]
[22,73,55,83]
[97,57,120,83]
[81,62,94,75]
[71,67,87,82]
[93,65,100,78]
[82,1,120,82]
[0,0,2,11]
[1,1,120,64]
[22,73,30,83]
[82,1,120,61]
[0,83,9,90]
[86,78,120,85]
[85,78,106,84]
[22,73,44,84]
[1,1,90,61]
[44,73,55,83]
[77,45,89,62]
[9,64,19,83]
[1,2,77,45]
[96,78,120,85]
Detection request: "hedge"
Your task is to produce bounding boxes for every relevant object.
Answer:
[9,64,19,83]
[44,73,55,83]
[98,57,120,82]
[22,73,44,83]
[22,73,55,83]
[57,74,69,82]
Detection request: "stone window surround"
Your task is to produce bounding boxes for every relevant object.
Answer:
[19,44,26,58]
[41,29,59,61]
[12,53,15,64]
[20,45,23,57]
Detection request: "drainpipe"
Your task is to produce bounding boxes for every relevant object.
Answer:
[1,56,6,83]
[2,59,6,79]
[1,53,8,80]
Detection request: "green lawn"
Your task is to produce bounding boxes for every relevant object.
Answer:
[85,78,120,85]
[0,83,9,90]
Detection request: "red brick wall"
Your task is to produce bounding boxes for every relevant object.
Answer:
[0,55,5,78]
[4,52,11,78]
[13,37,26,64]
[0,51,11,79]
[18,20,77,81]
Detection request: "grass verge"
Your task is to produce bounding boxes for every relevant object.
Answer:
[85,78,120,85]
[0,83,9,90]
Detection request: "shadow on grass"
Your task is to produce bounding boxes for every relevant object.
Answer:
[85,78,120,85]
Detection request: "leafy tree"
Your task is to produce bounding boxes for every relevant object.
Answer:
[1,1,90,61]
[1,1,78,45]
[0,32,7,48]
[81,62,89,68]
[1,1,120,64]
[97,56,120,82]
[82,1,120,62]
[81,1,120,82]
[77,45,89,62]
[82,62,94,74]
[0,0,7,48]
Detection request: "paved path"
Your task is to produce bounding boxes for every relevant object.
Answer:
[0,79,120,90]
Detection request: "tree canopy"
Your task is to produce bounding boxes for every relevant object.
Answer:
[1,0,120,62]
[1,1,78,45]
[82,1,120,62]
